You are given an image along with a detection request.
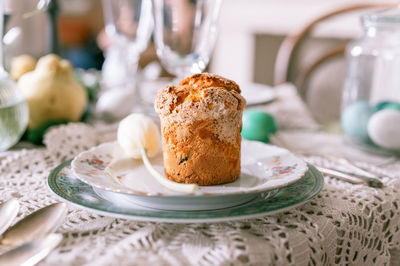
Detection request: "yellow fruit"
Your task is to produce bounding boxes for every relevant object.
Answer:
[18,54,87,129]
[10,54,37,80]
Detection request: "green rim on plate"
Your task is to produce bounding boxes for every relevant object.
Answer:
[47,160,324,223]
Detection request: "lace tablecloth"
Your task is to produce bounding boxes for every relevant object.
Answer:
[1,84,400,265]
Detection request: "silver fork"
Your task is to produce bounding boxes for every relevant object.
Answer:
[316,166,383,188]
[270,135,386,188]
[299,153,384,188]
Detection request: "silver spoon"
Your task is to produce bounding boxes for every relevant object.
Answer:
[0,203,67,247]
[0,199,19,236]
[0,233,62,266]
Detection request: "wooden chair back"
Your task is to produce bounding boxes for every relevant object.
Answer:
[273,2,397,99]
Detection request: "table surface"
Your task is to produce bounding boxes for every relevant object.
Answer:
[1,84,400,265]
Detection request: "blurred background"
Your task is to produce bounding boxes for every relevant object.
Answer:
[4,0,392,77]
[5,0,105,69]
[5,0,395,123]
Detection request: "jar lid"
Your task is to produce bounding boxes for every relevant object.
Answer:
[362,8,400,26]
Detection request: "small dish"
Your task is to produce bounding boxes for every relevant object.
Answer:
[240,82,276,106]
[48,161,324,223]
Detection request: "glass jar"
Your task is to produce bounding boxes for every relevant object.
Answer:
[0,78,29,151]
[342,9,400,154]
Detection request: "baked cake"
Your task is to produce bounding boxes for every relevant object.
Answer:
[154,73,246,186]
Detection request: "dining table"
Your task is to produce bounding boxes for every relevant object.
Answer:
[1,83,400,266]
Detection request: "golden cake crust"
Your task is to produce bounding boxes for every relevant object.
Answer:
[178,73,241,93]
[155,73,246,186]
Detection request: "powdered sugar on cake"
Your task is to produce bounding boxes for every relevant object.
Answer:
[154,74,246,144]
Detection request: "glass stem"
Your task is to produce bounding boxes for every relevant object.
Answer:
[46,0,60,54]
[0,1,6,77]
[127,47,141,104]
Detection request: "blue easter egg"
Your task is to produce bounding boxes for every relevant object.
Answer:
[241,110,277,143]
[341,101,374,140]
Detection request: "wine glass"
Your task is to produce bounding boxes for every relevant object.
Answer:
[0,1,29,151]
[152,0,223,81]
[100,0,154,116]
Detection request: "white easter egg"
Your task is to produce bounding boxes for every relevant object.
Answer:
[118,113,161,159]
[367,109,400,149]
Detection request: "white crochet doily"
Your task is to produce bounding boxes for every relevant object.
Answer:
[0,122,399,265]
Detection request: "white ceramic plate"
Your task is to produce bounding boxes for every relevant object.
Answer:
[240,82,275,106]
[71,140,307,198]
[91,186,276,211]
[49,161,323,222]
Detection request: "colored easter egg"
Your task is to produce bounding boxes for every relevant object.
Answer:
[341,101,374,141]
[375,101,393,111]
[375,101,400,112]
[367,109,400,150]
[241,110,277,143]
